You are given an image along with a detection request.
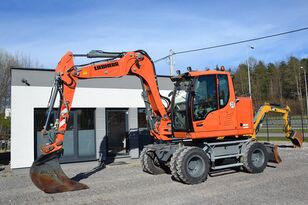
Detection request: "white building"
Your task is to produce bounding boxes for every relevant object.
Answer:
[11,68,173,169]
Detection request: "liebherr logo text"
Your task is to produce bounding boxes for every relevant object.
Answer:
[94,62,119,70]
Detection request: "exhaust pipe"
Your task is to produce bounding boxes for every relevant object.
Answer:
[30,149,88,193]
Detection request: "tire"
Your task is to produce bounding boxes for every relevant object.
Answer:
[242,142,268,173]
[170,146,187,182]
[140,147,149,172]
[140,147,166,175]
[176,147,210,184]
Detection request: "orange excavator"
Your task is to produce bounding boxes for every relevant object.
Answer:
[30,50,303,193]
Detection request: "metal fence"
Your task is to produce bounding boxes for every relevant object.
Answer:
[258,116,308,142]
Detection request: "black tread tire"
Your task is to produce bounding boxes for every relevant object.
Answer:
[141,148,166,175]
[242,142,268,173]
[170,146,187,182]
[176,147,210,184]
[140,147,149,172]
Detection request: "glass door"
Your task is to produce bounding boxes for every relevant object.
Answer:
[106,109,128,157]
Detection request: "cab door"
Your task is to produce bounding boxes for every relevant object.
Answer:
[217,74,236,131]
[192,75,220,133]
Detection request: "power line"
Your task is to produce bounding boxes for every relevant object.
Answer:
[154,26,308,63]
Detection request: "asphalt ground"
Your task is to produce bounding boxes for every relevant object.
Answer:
[1,143,307,205]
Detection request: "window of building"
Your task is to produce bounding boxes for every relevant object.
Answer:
[34,108,96,162]
[138,108,147,128]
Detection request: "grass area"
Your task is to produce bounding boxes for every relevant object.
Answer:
[258,128,308,133]
[266,115,308,120]
[257,136,308,142]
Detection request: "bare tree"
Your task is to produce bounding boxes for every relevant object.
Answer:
[0,49,37,112]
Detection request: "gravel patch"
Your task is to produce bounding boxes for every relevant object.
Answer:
[1,143,307,205]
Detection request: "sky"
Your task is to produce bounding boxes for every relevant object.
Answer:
[0,0,308,75]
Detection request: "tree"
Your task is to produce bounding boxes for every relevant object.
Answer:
[232,56,308,115]
[0,50,37,112]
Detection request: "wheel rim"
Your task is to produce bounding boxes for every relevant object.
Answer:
[186,155,205,178]
[251,148,265,168]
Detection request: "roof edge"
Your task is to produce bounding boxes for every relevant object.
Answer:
[10,67,171,78]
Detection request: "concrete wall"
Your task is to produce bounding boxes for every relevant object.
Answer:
[11,68,173,168]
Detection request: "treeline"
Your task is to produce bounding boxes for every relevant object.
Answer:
[0,50,39,110]
[0,49,38,136]
[232,56,308,115]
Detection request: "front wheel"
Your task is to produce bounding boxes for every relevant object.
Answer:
[176,147,210,184]
[242,142,268,173]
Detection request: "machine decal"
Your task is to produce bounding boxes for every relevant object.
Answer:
[230,101,235,108]
[94,62,119,70]
[59,119,66,128]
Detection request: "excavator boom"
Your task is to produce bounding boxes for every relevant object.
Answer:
[30,50,172,193]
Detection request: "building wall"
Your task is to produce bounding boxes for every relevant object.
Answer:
[11,68,173,168]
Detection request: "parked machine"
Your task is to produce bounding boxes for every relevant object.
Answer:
[30,50,303,193]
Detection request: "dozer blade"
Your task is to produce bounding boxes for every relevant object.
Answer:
[289,131,303,148]
[264,143,282,163]
[30,149,89,193]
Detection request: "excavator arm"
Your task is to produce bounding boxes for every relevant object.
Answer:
[30,50,172,193]
[250,103,303,164]
[252,103,303,147]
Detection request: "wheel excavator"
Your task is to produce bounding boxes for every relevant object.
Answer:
[30,50,303,193]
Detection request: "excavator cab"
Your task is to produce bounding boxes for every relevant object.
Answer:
[171,70,254,139]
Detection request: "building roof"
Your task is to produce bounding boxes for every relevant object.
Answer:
[11,67,174,90]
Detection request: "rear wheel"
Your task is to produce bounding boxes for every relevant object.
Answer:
[170,146,187,182]
[140,147,149,172]
[176,147,210,184]
[242,142,268,173]
[140,147,166,175]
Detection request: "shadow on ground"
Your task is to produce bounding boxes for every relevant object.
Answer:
[70,155,125,182]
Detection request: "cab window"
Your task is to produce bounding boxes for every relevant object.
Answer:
[193,75,218,121]
[218,74,229,108]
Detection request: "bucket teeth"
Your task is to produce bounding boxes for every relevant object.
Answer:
[30,149,88,193]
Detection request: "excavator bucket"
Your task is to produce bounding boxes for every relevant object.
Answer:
[30,149,88,193]
[264,143,282,163]
[289,131,303,148]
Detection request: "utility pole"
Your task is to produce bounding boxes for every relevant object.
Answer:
[169,49,174,76]
[302,66,308,116]
[246,45,254,98]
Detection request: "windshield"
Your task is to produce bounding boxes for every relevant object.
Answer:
[172,79,191,130]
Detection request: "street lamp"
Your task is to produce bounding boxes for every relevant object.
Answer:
[301,66,308,116]
[169,49,175,76]
[247,45,254,98]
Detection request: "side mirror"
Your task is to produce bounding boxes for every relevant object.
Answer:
[168,91,174,97]
[236,98,240,103]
